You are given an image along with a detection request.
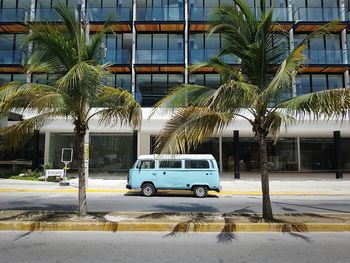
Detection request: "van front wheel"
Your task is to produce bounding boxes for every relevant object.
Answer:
[141,183,156,197]
[193,186,207,198]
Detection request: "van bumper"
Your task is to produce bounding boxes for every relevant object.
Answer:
[126,184,131,190]
[213,186,222,192]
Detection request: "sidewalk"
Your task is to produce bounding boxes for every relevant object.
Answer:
[1,175,350,195]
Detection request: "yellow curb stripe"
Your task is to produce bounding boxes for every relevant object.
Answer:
[0,188,349,196]
[0,221,349,232]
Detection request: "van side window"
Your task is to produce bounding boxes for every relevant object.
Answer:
[136,160,155,169]
[185,160,210,169]
[159,160,182,169]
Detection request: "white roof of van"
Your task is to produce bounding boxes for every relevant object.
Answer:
[138,154,215,160]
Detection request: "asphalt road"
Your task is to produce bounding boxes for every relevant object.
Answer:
[0,231,349,263]
[1,192,350,213]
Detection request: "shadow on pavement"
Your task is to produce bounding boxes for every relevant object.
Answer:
[124,191,219,198]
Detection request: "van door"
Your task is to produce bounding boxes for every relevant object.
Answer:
[136,160,156,187]
[184,160,213,188]
[157,160,183,189]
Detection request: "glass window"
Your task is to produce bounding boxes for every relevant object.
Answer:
[325,35,340,50]
[153,34,167,49]
[296,75,311,95]
[0,74,11,86]
[159,160,182,168]
[136,160,155,169]
[116,74,131,91]
[293,34,307,48]
[328,75,343,89]
[205,33,220,50]
[12,74,27,82]
[300,138,335,171]
[189,74,204,86]
[32,74,48,84]
[90,134,134,171]
[309,37,324,50]
[137,34,152,49]
[312,74,327,92]
[206,74,220,87]
[168,35,183,50]
[185,160,209,169]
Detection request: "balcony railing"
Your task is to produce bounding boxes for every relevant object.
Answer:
[294,7,345,22]
[33,8,62,22]
[136,49,184,64]
[190,49,239,64]
[0,8,28,23]
[250,7,291,21]
[136,7,184,21]
[103,49,131,64]
[0,50,26,65]
[305,49,347,64]
[189,7,291,21]
[87,7,131,22]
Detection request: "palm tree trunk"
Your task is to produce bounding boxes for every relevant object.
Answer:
[258,134,273,220]
[76,128,87,217]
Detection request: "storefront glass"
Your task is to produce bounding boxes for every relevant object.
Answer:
[300,138,335,171]
[222,137,298,172]
[90,133,134,172]
[49,133,134,172]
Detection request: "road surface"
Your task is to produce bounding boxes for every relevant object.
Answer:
[0,231,349,263]
[1,192,350,213]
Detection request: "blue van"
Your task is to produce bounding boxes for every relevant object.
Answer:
[126,154,221,198]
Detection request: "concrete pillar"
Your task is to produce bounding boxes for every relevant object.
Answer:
[219,136,223,172]
[131,0,137,96]
[84,131,89,188]
[44,132,50,165]
[234,130,240,179]
[184,0,189,84]
[340,28,349,88]
[289,28,297,97]
[133,130,138,162]
[334,131,343,179]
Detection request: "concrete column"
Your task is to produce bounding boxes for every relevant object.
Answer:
[289,28,297,97]
[334,131,344,179]
[131,0,137,96]
[219,136,223,172]
[340,28,349,88]
[287,0,293,21]
[296,137,301,171]
[234,130,240,179]
[84,131,89,188]
[184,0,189,84]
[44,132,50,165]
[133,130,138,162]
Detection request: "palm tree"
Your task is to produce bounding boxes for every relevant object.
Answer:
[0,5,142,216]
[152,0,350,220]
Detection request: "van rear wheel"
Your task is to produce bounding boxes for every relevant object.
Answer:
[193,186,207,198]
[141,183,156,197]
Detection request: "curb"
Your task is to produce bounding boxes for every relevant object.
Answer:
[1,188,350,196]
[0,221,349,232]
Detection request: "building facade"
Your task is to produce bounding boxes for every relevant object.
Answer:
[1,0,350,175]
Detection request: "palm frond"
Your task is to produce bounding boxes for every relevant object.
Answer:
[151,84,215,118]
[279,88,350,119]
[263,44,307,101]
[90,87,142,129]
[155,107,233,154]
[0,112,55,150]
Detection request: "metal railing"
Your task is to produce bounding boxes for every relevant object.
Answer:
[294,7,345,22]
[0,8,28,22]
[136,7,184,21]
[87,7,131,22]
[305,49,346,64]
[189,49,239,64]
[136,49,184,64]
[103,49,131,64]
[33,8,62,22]
[0,50,26,64]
